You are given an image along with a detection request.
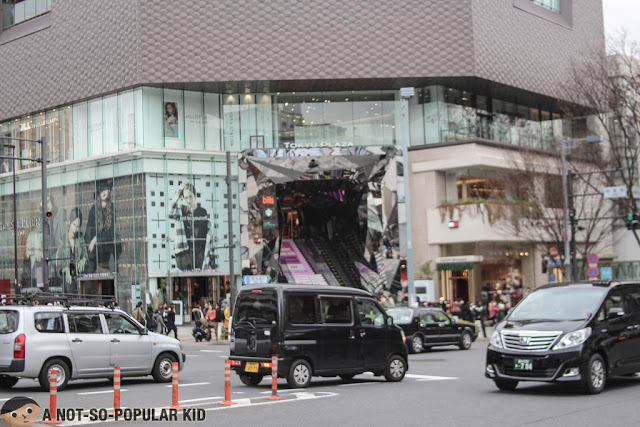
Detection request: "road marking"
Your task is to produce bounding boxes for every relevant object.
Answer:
[77,390,128,395]
[164,382,210,388]
[178,396,223,403]
[200,350,223,353]
[405,373,458,381]
[260,389,304,394]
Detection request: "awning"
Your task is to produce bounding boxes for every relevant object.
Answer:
[437,262,474,271]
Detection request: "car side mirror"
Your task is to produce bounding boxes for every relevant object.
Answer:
[139,327,149,335]
[386,316,394,326]
[608,307,625,319]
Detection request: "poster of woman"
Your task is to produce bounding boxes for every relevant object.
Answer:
[164,102,180,138]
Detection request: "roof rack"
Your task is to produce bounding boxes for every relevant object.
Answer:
[1,292,117,309]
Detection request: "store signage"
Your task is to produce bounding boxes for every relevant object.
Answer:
[435,255,484,263]
[601,267,612,280]
[0,217,41,231]
[263,220,276,228]
[264,208,273,217]
[262,196,275,205]
[281,141,355,149]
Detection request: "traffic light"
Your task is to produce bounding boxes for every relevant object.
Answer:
[69,262,76,277]
[542,259,548,274]
[625,213,640,230]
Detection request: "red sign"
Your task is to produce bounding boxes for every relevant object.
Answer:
[587,267,599,278]
[0,279,10,294]
[587,252,599,264]
[549,246,559,257]
[262,196,275,205]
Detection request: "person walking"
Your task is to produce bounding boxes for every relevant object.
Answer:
[132,301,146,326]
[221,300,230,341]
[153,305,167,334]
[166,304,178,339]
[471,301,487,338]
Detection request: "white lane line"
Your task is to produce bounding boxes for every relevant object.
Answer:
[200,350,223,353]
[178,396,223,403]
[405,373,458,381]
[77,390,128,395]
[260,388,304,394]
[164,382,210,388]
[338,382,379,387]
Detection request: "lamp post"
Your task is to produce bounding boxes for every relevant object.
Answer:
[399,87,416,305]
[561,135,604,281]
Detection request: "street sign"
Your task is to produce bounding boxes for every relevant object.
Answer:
[603,186,640,199]
[242,275,270,285]
[587,252,599,264]
[603,186,628,199]
[587,267,599,279]
[601,267,612,280]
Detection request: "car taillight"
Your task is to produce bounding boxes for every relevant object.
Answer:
[13,334,25,359]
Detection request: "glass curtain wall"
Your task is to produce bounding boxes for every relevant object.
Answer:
[419,85,569,149]
[0,155,147,311]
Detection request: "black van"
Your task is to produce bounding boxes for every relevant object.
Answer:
[486,281,640,394]
[229,284,408,388]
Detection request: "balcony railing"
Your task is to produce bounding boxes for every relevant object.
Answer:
[2,0,51,29]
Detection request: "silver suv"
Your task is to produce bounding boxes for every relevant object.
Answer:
[0,305,185,391]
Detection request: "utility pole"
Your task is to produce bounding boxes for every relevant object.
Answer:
[226,151,236,309]
[399,87,416,305]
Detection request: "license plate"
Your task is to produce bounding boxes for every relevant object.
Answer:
[514,359,533,370]
[245,362,259,373]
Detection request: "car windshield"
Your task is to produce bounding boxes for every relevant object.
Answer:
[387,308,413,323]
[508,286,608,321]
[234,290,278,326]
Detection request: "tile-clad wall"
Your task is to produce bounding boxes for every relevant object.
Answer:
[0,0,604,122]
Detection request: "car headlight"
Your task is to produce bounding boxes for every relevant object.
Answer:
[490,330,503,348]
[552,327,591,350]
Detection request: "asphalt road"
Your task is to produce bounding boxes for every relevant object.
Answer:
[2,330,640,427]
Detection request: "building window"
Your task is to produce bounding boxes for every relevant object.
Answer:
[2,0,52,29]
[529,0,560,13]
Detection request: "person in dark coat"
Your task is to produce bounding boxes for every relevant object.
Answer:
[166,304,178,339]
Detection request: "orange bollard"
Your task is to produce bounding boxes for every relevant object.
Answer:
[220,360,236,405]
[170,362,183,410]
[267,356,282,400]
[109,366,121,417]
[43,368,62,424]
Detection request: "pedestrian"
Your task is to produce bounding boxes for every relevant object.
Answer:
[154,305,167,334]
[471,300,487,338]
[220,300,230,340]
[191,303,204,323]
[439,297,447,313]
[205,304,218,341]
[166,304,178,339]
[145,305,157,331]
[460,300,474,323]
[132,301,146,326]
[215,303,224,340]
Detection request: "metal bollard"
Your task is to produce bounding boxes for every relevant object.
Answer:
[267,356,282,400]
[170,362,183,410]
[220,360,236,405]
[43,368,62,424]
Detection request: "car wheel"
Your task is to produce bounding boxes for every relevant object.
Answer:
[287,359,312,388]
[384,355,407,382]
[0,375,19,389]
[152,353,177,383]
[494,379,518,391]
[239,373,263,386]
[339,374,355,381]
[411,335,424,354]
[459,331,472,350]
[39,358,70,392]
[583,353,606,394]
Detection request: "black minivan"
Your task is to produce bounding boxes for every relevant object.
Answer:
[229,283,408,388]
[486,281,640,394]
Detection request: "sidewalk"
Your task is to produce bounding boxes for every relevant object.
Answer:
[174,323,230,344]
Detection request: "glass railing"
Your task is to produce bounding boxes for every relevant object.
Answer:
[2,0,51,29]
[529,0,560,13]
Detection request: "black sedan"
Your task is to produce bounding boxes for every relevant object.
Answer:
[387,307,477,353]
